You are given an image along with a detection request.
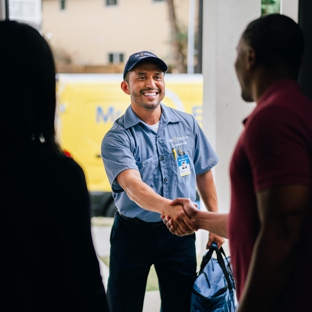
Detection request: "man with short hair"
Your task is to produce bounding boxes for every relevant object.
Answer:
[164,14,312,312]
[101,51,224,311]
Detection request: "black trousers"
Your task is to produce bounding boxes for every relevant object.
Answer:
[107,212,197,312]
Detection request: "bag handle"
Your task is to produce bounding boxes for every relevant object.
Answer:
[199,242,225,271]
[199,242,235,291]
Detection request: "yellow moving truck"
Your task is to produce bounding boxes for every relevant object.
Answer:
[56,73,203,217]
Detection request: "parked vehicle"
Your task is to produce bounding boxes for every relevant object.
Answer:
[56,73,203,217]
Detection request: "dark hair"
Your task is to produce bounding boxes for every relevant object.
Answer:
[0,20,60,152]
[242,14,304,71]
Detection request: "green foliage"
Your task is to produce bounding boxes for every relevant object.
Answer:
[261,0,280,16]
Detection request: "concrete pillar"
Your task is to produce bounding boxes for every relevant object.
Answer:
[281,0,299,22]
[198,0,260,255]
[0,0,6,21]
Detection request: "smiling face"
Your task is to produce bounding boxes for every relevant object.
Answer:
[121,61,165,114]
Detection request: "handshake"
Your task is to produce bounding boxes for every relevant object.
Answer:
[161,198,199,236]
[160,198,227,249]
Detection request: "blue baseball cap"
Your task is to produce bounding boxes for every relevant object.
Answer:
[123,51,168,79]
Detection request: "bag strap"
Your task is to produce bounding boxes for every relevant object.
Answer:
[200,242,235,291]
[215,245,234,291]
[199,244,215,272]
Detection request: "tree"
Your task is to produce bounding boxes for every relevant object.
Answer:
[166,0,187,73]
[195,0,203,73]
[261,0,281,16]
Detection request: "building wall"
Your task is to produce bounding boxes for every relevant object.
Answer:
[200,0,261,255]
[42,0,192,68]
[281,0,298,22]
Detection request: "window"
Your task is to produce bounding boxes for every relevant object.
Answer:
[9,0,38,22]
[60,0,66,10]
[108,53,124,64]
[106,0,117,6]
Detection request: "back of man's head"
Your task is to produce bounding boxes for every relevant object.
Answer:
[242,14,304,73]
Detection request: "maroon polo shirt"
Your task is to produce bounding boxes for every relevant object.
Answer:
[228,79,312,310]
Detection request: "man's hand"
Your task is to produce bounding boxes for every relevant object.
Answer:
[161,198,199,236]
[163,202,198,235]
[162,198,225,248]
[206,232,225,249]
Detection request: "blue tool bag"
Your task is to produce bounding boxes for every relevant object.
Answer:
[190,242,237,312]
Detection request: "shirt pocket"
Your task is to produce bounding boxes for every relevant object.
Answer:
[135,155,158,186]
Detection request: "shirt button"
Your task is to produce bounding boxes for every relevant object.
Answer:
[164,178,168,182]
[160,156,164,161]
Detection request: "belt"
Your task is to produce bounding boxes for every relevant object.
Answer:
[117,211,164,228]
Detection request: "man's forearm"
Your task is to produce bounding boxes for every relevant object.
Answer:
[196,211,228,238]
[124,177,170,214]
[122,173,197,233]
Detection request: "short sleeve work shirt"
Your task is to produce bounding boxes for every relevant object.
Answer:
[101,104,218,222]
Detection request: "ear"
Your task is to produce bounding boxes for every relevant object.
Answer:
[246,47,257,70]
[121,81,130,95]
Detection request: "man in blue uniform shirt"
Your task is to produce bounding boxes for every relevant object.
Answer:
[101,50,224,312]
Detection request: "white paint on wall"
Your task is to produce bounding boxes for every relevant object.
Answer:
[200,0,260,255]
[281,0,299,23]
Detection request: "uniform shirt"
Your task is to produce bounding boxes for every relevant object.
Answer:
[228,79,312,310]
[102,104,218,222]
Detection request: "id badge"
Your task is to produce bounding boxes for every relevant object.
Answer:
[177,154,191,177]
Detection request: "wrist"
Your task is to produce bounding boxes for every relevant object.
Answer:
[160,199,172,216]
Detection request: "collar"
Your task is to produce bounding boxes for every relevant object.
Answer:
[257,79,300,107]
[242,79,300,127]
[123,103,181,129]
